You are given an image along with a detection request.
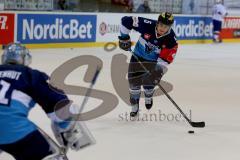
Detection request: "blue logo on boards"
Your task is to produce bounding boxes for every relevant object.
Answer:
[17,14,97,43]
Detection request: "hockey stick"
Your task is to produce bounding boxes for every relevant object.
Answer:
[129,49,205,128]
[75,66,101,116]
[62,66,101,151]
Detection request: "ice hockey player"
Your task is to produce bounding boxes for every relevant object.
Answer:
[0,43,95,160]
[212,0,228,43]
[118,12,178,117]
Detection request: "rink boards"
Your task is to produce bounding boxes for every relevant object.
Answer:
[0,11,240,48]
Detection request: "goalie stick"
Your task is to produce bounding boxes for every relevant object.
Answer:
[75,66,101,117]
[129,49,205,128]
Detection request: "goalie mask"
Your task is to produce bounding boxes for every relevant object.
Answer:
[2,43,32,66]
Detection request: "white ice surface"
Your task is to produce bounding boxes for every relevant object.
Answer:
[1,43,240,160]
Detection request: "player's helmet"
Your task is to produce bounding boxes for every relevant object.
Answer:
[1,43,32,66]
[158,12,174,26]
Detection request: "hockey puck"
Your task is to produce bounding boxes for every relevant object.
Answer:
[188,130,194,134]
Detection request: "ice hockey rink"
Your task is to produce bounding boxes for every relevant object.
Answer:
[1,43,240,160]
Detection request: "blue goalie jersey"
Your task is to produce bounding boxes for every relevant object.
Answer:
[0,64,68,145]
[120,16,178,62]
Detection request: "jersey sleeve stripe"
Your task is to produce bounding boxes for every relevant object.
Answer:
[120,24,131,36]
[12,90,35,108]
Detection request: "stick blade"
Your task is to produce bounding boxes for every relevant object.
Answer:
[191,121,205,128]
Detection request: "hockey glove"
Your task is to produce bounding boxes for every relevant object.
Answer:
[151,58,168,85]
[118,35,131,51]
[155,58,168,74]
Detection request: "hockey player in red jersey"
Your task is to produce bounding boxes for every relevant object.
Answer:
[118,12,178,117]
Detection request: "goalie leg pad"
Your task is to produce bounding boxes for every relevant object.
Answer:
[42,153,67,160]
[51,121,96,152]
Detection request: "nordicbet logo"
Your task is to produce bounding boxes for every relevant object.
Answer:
[0,16,7,30]
[22,18,93,40]
[173,20,213,38]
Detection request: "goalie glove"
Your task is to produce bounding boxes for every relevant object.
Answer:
[51,120,96,152]
[118,35,131,51]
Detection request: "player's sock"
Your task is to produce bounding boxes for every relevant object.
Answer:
[130,104,139,117]
[129,87,141,117]
[145,97,153,110]
[144,88,154,110]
